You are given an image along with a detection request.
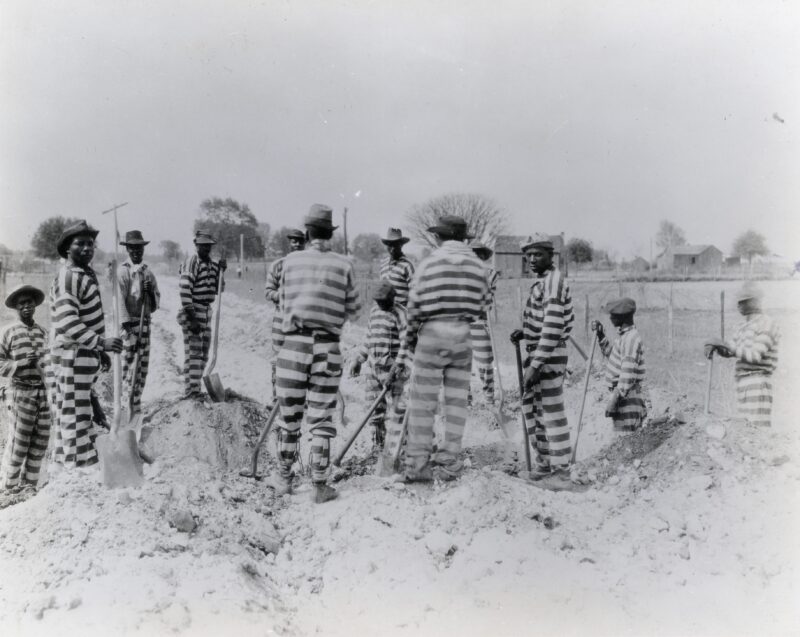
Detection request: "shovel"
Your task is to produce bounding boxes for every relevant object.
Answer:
[486,318,515,439]
[203,272,226,402]
[513,341,533,472]
[333,384,391,467]
[570,332,598,464]
[127,294,148,432]
[239,401,281,480]
[97,206,144,488]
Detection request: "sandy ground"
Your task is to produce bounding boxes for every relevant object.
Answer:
[1,275,798,636]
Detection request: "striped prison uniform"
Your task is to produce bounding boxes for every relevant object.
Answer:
[178,255,222,396]
[265,257,286,399]
[396,241,489,475]
[598,325,647,431]
[470,267,500,401]
[276,239,360,483]
[731,312,779,427]
[0,321,51,488]
[380,255,415,308]
[49,263,107,467]
[354,304,406,445]
[520,266,574,473]
[118,260,160,414]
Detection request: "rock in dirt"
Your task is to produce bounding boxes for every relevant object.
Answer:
[705,423,726,440]
[168,509,197,533]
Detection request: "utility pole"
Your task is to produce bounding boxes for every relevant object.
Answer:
[240,233,244,263]
[343,207,349,256]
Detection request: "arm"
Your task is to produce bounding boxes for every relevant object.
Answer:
[148,270,161,311]
[616,335,643,397]
[265,261,281,304]
[528,295,566,369]
[51,270,103,350]
[733,322,777,365]
[344,265,361,322]
[179,257,195,311]
[0,329,19,379]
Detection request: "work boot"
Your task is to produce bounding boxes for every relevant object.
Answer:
[312,483,338,504]
[268,472,293,496]
[393,464,433,484]
[432,464,461,482]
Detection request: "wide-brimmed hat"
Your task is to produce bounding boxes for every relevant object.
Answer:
[57,220,99,258]
[520,233,554,253]
[304,204,338,230]
[736,281,762,303]
[426,215,474,240]
[373,282,396,302]
[286,228,306,241]
[5,284,45,309]
[120,230,150,246]
[194,230,217,245]
[470,242,494,259]
[605,297,637,316]
[381,228,410,245]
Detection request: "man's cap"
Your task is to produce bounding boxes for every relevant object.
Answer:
[736,281,763,302]
[304,204,338,230]
[5,284,45,309]
[57,220,99,258]
[194,230,217,245]
[286,228,306,241]
[373,282,396,302]
[470,242,494,259]
[520,233,554,253]
[381,228,410,245]
[606,297,637,315]
[426,215,474,240]
[120,229,150,246]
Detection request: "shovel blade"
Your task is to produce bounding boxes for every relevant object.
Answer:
[97,430,144,489]
[203,373,226,402]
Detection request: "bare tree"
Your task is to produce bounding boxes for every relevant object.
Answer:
[732,229,769,264]
[406,193,509,249]
[655,220,687,251]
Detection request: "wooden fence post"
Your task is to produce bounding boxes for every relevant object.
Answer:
[667,283,674,355]
[720,290,725,339]
[584,294,590,340]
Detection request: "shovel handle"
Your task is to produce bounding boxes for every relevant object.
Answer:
[704,354,714,414]
[248,401,281,477]
[514,342,533,472]
[333,385,391,467]
[570,332,598,464]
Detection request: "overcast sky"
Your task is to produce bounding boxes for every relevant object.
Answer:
[1,0,798,259]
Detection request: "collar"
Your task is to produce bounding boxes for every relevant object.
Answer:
[66,261,96,275]
[535,266,554,280]
[616,324,634,336]
[123,259,147,274]
[307,239,331,252]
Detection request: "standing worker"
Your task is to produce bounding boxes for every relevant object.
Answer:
[49,220,122,467]
[380,228,415,309]
[704,282,779,427]
[264,228,306,402]
[389,215,488,482]
[510,233,574,480]
[591,298,647,431]
[272,205,360,503]
[117,230,160,416]
[0,285,50,492]
[178,230,227,400]
[469,242,500,404]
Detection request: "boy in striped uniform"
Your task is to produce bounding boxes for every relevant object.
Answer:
[118,230,160,416]
[469,242,500,404]
[705,283,779,427]
[390,215,489,482]
[510,233,574,479]
[349,282,406,448]
[264,228,306,402]
[0,285,50,491]
[273,205,360,503]
[178,231,226,399]
[379,228,415,308]
[49,221,122,467]
[591,298,647,431]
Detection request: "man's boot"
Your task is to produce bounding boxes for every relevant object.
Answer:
[312,482,338,504]
[269,472,293,496]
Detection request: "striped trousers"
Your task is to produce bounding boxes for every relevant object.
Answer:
[275,331,342,482]
[469,321,495,400]
[405,320,472,474]
[522,344,571,473]
[178,305,211,396]
[51,346,101,467]
[366,363,406,446]
[611,383,647,432]
[736,373,773,427]
[1,385,51,488]
[270,308,284,400]
[121,319,151,414]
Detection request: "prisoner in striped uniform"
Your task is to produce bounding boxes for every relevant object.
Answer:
[379,228,415,308]
[0,285,50,490]
[592,298,647,432]
[510,233,574,479]
[118,230,160,415]
[264,228,306,401]
[705,283,779,427]
[178,231,226,399]
[350,283,406,448]
[469,242,500,403]
[391,215,488,482]
[49,221,122,468]
[273,205,360,503]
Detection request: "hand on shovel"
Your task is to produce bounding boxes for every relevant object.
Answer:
[103,337,123,353]
[522,365,540,391]
[605,390,621,418]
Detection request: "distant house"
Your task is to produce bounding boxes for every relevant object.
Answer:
[657,244,723,273]
[493,234,565,278]
[627,256,650,272]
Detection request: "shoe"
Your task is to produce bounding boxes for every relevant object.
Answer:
[432,465,460,482]
[312,483,339,504]
[268,473,293,496]
[520,469,550,483]
[393,465,433,483]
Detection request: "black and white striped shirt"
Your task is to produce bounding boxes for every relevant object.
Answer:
[49,263,106,351]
